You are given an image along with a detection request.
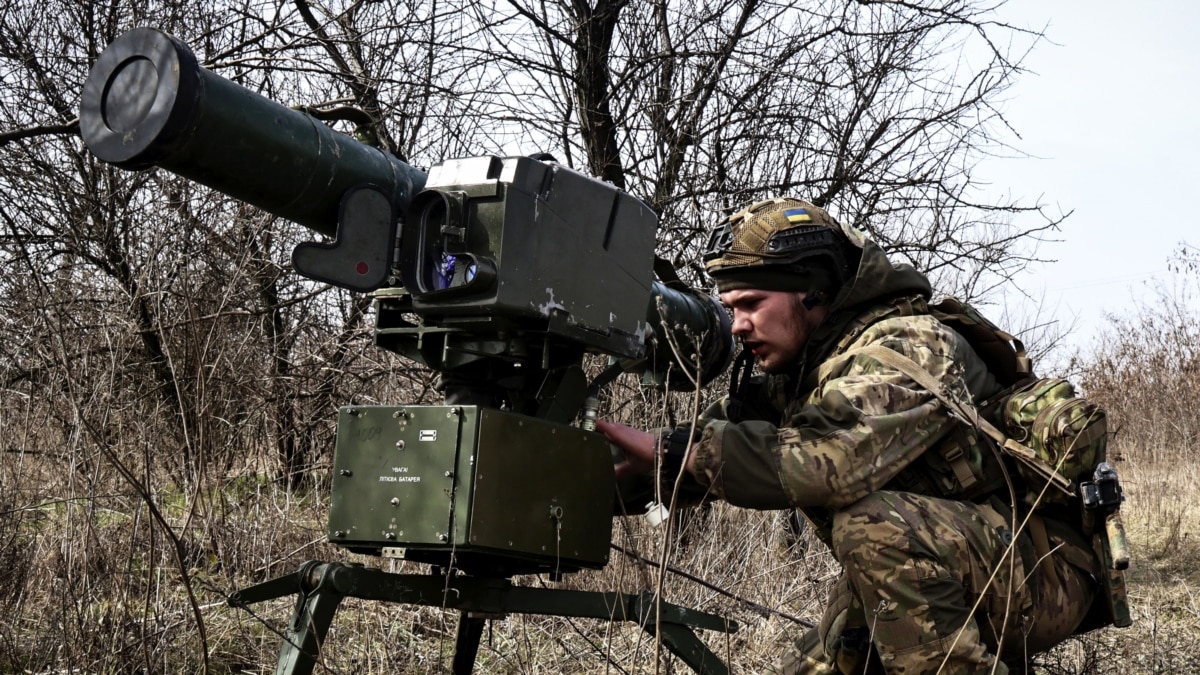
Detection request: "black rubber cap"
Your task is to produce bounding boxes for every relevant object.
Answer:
[80,27,201,167]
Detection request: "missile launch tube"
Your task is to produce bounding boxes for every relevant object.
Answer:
[80,28,734,382]
[79,27,426,238]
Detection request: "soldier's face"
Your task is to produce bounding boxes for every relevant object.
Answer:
[720,288,828,373]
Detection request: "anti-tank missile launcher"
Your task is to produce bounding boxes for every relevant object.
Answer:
[81,26,736,673]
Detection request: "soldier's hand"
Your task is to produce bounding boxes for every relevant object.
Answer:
[594,420,657,480]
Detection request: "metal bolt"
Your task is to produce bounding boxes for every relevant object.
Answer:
[332,530,345,538]
[580,396,600,431]
[437,533,448,542]
[390,497,400,506]
[395,440,406,450]
[339,469,353,476]
[446,407,461,417]
[444,470,454,479]
[384,532,396,540]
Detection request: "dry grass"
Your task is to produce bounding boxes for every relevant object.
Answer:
[5,288,1200,673]
[5,447,1194,674]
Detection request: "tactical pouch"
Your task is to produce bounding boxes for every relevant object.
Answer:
[914,423,1008,501]
[1080,464,1133,630]
[1001,378,1108,508]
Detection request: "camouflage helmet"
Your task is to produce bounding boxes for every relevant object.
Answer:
[703,197,862,301]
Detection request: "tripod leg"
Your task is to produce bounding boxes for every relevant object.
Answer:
[452,612,486,674]
[654,623,730,675]
[624,592,731,675]
[275,570,347,675]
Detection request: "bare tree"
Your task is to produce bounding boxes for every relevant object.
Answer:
[0,0,1067,670]
[468,0,1060,295]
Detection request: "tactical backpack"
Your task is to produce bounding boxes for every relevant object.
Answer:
[931,299,1109,512]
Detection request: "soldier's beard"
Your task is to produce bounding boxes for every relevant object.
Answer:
[755,292,826,374]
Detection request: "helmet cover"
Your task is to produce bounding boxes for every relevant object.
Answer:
[703,197,862,297]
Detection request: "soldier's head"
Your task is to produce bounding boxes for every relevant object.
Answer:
[702,197,861,372]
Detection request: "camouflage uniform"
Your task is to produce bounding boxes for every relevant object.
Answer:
[688,199,1100,674]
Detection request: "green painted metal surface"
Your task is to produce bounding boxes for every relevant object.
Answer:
[328,405,613,573]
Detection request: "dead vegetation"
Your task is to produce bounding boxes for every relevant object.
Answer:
[3,280,1200,674]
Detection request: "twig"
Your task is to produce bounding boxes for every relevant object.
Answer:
[0,118,79,147]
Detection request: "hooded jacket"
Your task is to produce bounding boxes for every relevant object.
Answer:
[689,239,1006,534]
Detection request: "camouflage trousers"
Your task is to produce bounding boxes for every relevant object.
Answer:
[768,491,1096,675]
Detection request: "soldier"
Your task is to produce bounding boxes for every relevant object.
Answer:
[598,197,1101,674]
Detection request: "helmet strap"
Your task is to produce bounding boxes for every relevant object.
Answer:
[726,348,755,422]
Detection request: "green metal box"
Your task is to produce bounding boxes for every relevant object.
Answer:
[327,405,614,573]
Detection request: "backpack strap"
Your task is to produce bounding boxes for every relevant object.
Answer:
[841,344,1073,496]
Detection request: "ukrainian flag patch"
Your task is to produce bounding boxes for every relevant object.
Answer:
[784,208,811,223]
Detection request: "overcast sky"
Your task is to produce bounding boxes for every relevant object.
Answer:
[982,0,1200,354]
